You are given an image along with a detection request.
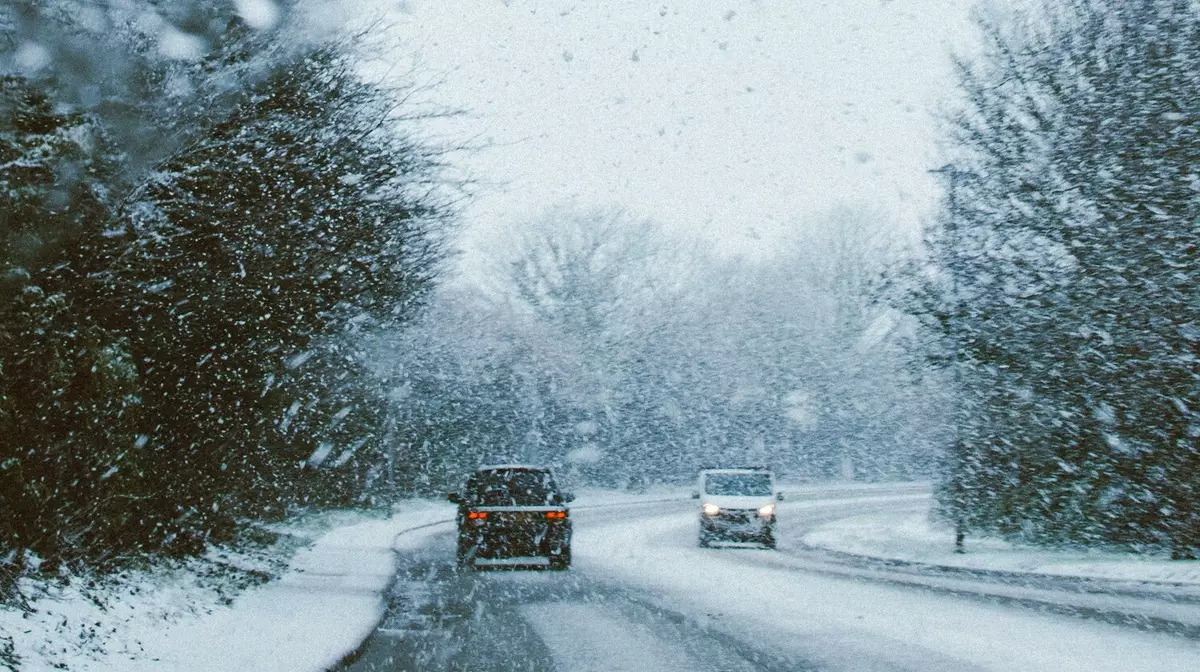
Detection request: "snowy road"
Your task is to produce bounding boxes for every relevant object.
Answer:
[342,487,1200,672]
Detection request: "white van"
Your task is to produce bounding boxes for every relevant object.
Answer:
[694,467,781,548]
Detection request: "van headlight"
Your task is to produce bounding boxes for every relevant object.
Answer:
[758,503,775,518]
[702,503,720,516]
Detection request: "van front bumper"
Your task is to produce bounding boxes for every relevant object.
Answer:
[701,510,774,540]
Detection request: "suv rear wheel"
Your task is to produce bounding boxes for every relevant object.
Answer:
[456,536,475,567]
[549,547,571,570]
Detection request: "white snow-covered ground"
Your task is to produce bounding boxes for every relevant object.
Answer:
[6,485,1200,671]
[119,503,452,672]
[805,508,1200,586]
[0,502,454,672]
[574,492,1200,672]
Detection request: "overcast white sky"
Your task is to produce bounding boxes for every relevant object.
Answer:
[362,0,979,272]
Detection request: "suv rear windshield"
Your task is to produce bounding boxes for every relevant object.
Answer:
[704,472,772,496]
[467,469,560,506]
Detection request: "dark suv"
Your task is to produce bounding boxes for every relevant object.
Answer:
[447,465,573,569]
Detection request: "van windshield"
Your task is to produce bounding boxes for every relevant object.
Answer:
[704,473,772,496]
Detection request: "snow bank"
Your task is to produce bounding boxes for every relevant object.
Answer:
[804,509,1200,586]
[2,501,455,672]
[127,503,452,672]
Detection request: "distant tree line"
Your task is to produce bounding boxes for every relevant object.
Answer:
[917,0,1199,556]
[377,208,947,495]
[1,2,450,586]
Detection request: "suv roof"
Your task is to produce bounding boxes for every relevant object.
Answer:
[463,466,563,507]
[476,464,550,472]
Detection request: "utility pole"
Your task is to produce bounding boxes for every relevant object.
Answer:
[930,164,968,553]
[383,413,397,504]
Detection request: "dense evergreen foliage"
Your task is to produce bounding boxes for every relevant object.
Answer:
[923,0,1199,555]
[1,7,450,582]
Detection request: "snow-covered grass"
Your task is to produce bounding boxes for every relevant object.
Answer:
[1,536,302,672]
[0,500,455,672]
[804,509,1200,586]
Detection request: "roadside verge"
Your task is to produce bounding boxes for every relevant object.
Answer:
[802,507,1200,589]
[125,501,454,672]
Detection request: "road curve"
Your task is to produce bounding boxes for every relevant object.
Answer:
[340,486,1200,672]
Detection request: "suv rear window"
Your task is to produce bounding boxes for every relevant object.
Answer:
[467,469,560,506]
[704,472,772,496]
